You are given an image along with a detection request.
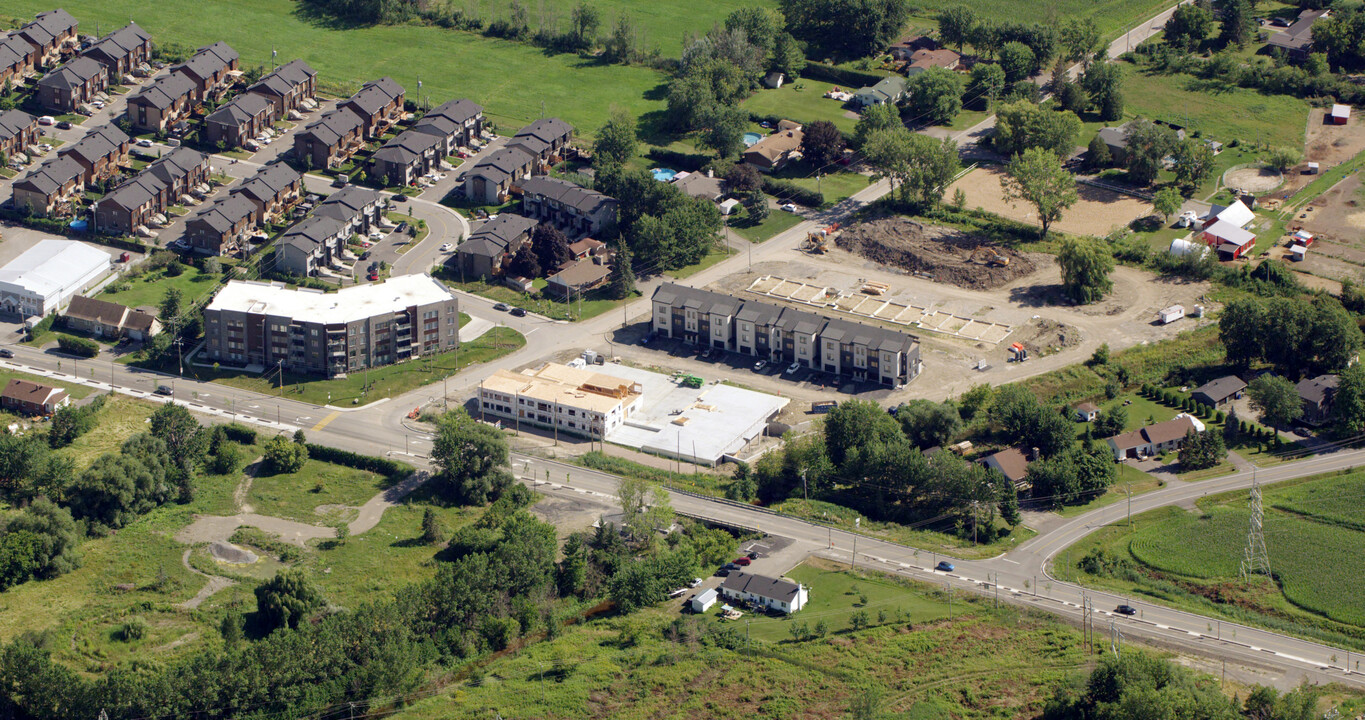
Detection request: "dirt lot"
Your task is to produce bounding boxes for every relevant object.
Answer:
[946,166,1152,237]
[1285,172,1365,284]
[1305,108,1365,167]
[834,216,1036,290]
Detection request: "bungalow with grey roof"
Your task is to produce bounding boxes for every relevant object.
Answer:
[0,109,38,163]
[1267,9,1328,60]
[507,117,573,162]
[229,162,303,225]
[36,55,106,113]
[719,571,808,614]
[81,22,152,79]
[519,176,617,238]
[205,92,273,149]
[545,258,612,300]
[16,9,79,66]
[463,145,534,204]
[184,194,257,256]
[452,214,538,280]
[125,70,195,133]
[369,128,443,187]
[172,42,238,103]
[58,123,129,184]
[292,106,364,169]
[414,98,483,155]
[342,76,404,139]
[246,59,317,119]
[11,154,84,216]
[1106,414,1205,460]
[853,76,908,107]
[1190,375,1247,409]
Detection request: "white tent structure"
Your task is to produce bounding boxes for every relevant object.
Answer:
[1168,238,1208,258]
[0,240,111,318]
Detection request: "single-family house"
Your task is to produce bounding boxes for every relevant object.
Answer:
[58,123,130,185]
[719,572,809,614]
[292,106,364,169]
[171,42,238,103]
[742,126,804,172]
[671,171,725,202]
[905,48,961,74]
[0,109,38,162]
[1331,104,1351,125]
[690,588,718,613]
[62,294,161,340]
[1267,9,1329,60]
[507,117,574,162]
[35,55,106,113]
[10,154,84,216]
[275,214,350,276]
[125,70,195,134]
[184,194,257,256]
[567,237,605,260]
[413,98,483,155]
[0,378,69,416]
[369,128,443,187]
[342,76,405,138]
[0,33,39,86]
[463,145,534,204]
[229,162,303,225]
[16,9,79,67]
[81,22,152,79]
[1190,375,1247,408]
[1106,414,1204,460]
[452,213,538,279]
[1296,374,1339,426]
[981,446,1032,487]
[853,76,908,107]
[1075,402,1101,422]
[545,257,612,299]
[519,176,618,238]
[889,34,939,61]
[205,92,274,149]
[246,59,317,119]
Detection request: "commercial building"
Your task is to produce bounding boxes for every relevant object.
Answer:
[651,283,922,387]
[719,572,808,614]
[0,239,111,317]
[202,274,459,376]
[478,364,644,439]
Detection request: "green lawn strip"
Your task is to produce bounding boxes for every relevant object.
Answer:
[1055,468,1365,649]
[246,458,388,524]
[770,165,872,208]
[575,450,729,496]
[54,395,159,470]
[1121,65,1310,149]
[1055,464,1165,518]
[208,325,526,406]
[441,278,627,322]
[769,497,1036,561]
[730,207,805,243]
[387,212,428,254]
[742,82,859,134]
[99,265,218,310]
[8,0,671,144]
[664,244,735,280]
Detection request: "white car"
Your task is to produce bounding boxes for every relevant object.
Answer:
[37,116,55,126]
[689,578,704,588]
[136,138,154,147]
[785,362,801,375]
[90,100,105,109]
[781,203,799,213]
[440,243,453,252]
[368,230,384,240]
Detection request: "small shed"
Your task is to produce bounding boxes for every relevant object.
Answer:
[691,588,718,613]
[1290,244,1307,261]
[1331,104,1351,124]
[763,71,786,89]
[1291,230,1314,247]
[1307,162,1320,174]
[1075,402,1101,422]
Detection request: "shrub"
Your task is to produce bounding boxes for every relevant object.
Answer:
[119,618,147,641]
[221,423,257,445]
[304,444,409,482]
[263,434,308,474]
[57,335,99,358]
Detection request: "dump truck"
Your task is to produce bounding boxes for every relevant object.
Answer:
[681,375,704,389]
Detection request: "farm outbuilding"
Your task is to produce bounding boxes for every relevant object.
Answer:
[1331,104,1351,124]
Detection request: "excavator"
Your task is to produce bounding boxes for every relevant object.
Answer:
[803,223,841,254]
[970,247,1010,267]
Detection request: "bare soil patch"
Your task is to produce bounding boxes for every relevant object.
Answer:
[1016,318,1082,357]
[1305,109,1365,167]
[947,166,1151,237]
[835,216,1037,290]
[1223,166,1283,194]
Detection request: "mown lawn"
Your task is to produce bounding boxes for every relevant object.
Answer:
[1122,65,1310,150]
[770,497,1036,561]
[247,458,389,523]
[5,0,670,141]
[730,207,805,243]
[742,82,860,134]
[99,264,219,311]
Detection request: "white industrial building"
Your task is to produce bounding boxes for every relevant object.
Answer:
[479,364,645,439]
[0,239,112,318]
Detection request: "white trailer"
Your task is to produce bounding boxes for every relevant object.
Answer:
[1159,305,1185,324]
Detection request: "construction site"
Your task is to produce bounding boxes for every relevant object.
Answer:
[818,217,1037,290]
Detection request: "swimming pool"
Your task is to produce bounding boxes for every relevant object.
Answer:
[68,219,88,231]
[743,132,763,147]
[651,168,678,182]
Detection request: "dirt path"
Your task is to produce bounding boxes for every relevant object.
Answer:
[175,548,236,610]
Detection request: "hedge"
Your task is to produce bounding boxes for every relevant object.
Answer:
[800,62,886,89]
[761,176,823,207]
[57,335,99,358]
[222,423,258,445]
[305,443,410,482]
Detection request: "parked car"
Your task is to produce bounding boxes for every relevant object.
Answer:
[493,302,510,311]
[785,362,801,375]
[689,578,704,588]
[510,307,528,317]
[0,349,13,358]
[935,561,954,572]
[715,568,731,577]
[332,175,348,188]
[747,551,759,560]
[733,557,751,566]
[155,385,173,396]
[136,138,154,147]
[1115,604,1137,616]
[367,272,380,281]
[359,250,370,260]
[56,120,71,130]
[37,116,55,126]
[753,360,766,371]
[440,243,453,252]
[780,203,799,213]
[391,194,408,202]
[394,222,408,234]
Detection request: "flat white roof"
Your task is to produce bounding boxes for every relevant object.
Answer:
[0,239,110,299]
[1332,104,1350,117]
[206,274,456,323]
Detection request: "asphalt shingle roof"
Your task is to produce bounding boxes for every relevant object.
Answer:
[467,146,533,184]
[206,92,272,127]
[371,128,442,165]
[299,106,363,146]
[59,123,129,165]
[0,109,35,142]
[14,154,83,195]
[37,55,103,91]
[231,163,301,203]
[248,58,315,98]
[519,176,615,216]
[346,76,404,115]
[129,70,194,109]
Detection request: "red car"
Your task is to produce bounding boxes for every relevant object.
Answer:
[367,272,379,281]
[733,557,751,566]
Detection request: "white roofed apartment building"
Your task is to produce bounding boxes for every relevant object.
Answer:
[0,239,111,318]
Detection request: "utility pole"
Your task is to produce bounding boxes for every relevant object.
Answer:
[1110,618,1122,658]
[801,469,808,502]
[746,620,751,655]
[946,582,952,620]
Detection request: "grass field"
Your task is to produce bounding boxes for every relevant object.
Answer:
[742,83,860,134]
[912,0,1183,42]
[386,560,1088,720]
[55,395,160,470]
[441,277,631,321]
[770,497,1036,560]
[1122,65,1310,150]
[246,458,390,523]
[730,207,805,243]
[99,264,219,311]
[1057,468,1365,647]
[5,1,669,141]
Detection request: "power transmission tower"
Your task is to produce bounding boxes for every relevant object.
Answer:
[1239,471,1271,580]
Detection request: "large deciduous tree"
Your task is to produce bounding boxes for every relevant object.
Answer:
[1001,146,1078,237]
[1247,374,1304,426]
[863,128,959,210]
[431,409,513,505]
[992,101,1082,158]
[906,66,965,125]
[800,120,846,167]
[592,108,637,166]
[1056,235,1115,304]
[254,568,324,630]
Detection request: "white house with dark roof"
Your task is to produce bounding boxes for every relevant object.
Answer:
[463,145,534,204]
[1106,414,1205,461]
[36,55,106,113]
[719,572,808,614]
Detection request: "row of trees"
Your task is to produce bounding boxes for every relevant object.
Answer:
[1219,295,1362,377]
